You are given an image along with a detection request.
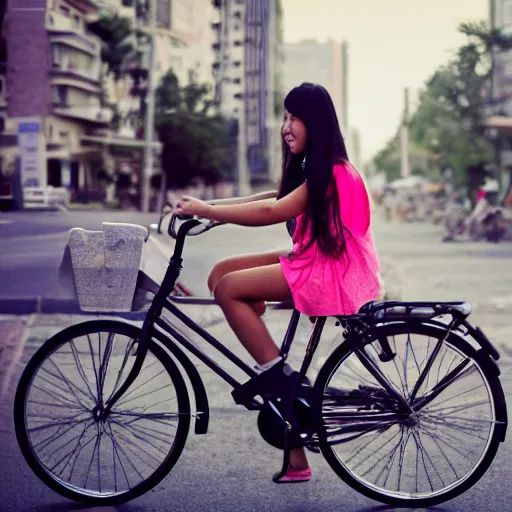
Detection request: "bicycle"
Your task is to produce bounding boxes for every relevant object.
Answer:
[13,211,508,507]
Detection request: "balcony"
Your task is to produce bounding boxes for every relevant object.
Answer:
[51,61,101,84]
[46,11,100,55]
[53,103,113,124]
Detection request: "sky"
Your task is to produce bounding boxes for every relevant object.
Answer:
[281,0,489,163]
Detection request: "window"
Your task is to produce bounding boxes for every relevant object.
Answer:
[156,0,171,29]
[72,15,81,29]
[52,45,62,67]
[504,0,512,26]
[59,5,70,16]
[53,85,68,106]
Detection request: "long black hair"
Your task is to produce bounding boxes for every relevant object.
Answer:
[278,83,349,257]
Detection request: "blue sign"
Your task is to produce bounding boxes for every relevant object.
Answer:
[19,122,40,134]
[18,121,41,187]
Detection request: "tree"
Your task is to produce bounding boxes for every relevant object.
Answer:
[88,14,135,80]
[372,136,401,182]
[373,21,512,187]
[155,70,234,194]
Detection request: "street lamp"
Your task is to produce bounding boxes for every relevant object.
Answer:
[140,0,157,214]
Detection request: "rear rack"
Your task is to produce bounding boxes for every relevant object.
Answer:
[357,300,472,322]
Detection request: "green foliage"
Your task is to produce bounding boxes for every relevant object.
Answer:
[88,14,134,79]
[373,21,512,186]
[156,70,234,189]
[372,136,401,182]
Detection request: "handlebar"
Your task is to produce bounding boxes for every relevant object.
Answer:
[161,190,278,259]
[168,212,224,239]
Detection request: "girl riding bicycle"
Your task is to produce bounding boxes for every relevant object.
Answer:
[176,82,381,482]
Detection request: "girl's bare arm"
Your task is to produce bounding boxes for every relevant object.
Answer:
[203,184,307,226]
[206,190,277,206]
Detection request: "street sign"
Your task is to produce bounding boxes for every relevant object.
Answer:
[18,122,41,187]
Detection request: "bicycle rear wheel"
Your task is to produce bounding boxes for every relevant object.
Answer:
[313,322,507,507]
[14,320,190,506]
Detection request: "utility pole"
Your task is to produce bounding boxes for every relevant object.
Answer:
[266,0,276,184]
[141,0,157,213]
[400,87,410,178]
[237,101,250,195]
[234,0,250,196]
[341,41,349,130]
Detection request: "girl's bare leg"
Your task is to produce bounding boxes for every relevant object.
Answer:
[208,251,287,316]
[214,263,309,470]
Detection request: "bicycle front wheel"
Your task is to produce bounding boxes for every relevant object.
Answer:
[14,320,190,506]
[313,322,507,507]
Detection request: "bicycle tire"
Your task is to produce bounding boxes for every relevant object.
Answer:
[14,320,190,506]
[312,322,507,507]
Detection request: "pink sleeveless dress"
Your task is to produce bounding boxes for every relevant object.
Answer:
[279,162,381,317]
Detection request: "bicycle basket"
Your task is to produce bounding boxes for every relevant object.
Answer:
[61,222,148,312]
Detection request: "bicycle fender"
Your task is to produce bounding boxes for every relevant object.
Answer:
[469,325,501,361]
[153,329,210,435]
[474,349,508,442]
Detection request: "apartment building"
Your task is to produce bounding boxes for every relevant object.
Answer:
[211,0,284,185]
[0,0,120,201]
[486,0,512,194]
[0,0,218,207]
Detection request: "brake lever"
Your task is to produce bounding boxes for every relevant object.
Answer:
[176,214,194,221]
[168,213,221,239]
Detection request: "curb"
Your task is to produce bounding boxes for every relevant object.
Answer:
[0,297,147,319]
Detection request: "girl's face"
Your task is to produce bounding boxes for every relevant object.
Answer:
[282,109,307,154]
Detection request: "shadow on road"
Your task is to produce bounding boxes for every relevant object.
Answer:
[27,502,148,512]
[350,505,451,512]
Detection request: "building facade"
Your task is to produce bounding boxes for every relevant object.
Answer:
[1,0,115,199]
[152,0,215,87]
[211,0,283,186]
[487,0,512,194]
[0,0,216,206]
[282,39,361,169]
[283,39,348,131]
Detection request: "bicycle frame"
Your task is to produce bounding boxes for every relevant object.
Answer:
[103,218,327,419]
[100,214,505,475]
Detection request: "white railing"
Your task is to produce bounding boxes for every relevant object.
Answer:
[53,105,114,123]
[46,11,100,52]
[55,58,101,82]
[23,187,70,210]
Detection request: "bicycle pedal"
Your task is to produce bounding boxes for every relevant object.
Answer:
[305,443,321,454]
[232,361,294,405]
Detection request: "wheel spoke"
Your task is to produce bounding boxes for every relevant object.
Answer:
[319,327,500,503]
[20,327,187,501]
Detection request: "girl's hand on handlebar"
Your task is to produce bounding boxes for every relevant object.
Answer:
[175,196,212,218]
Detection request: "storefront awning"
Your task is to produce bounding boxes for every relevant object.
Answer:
[484,116,512,130]
[81,135,162,151]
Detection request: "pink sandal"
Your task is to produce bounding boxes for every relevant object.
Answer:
[274,465,312,483]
